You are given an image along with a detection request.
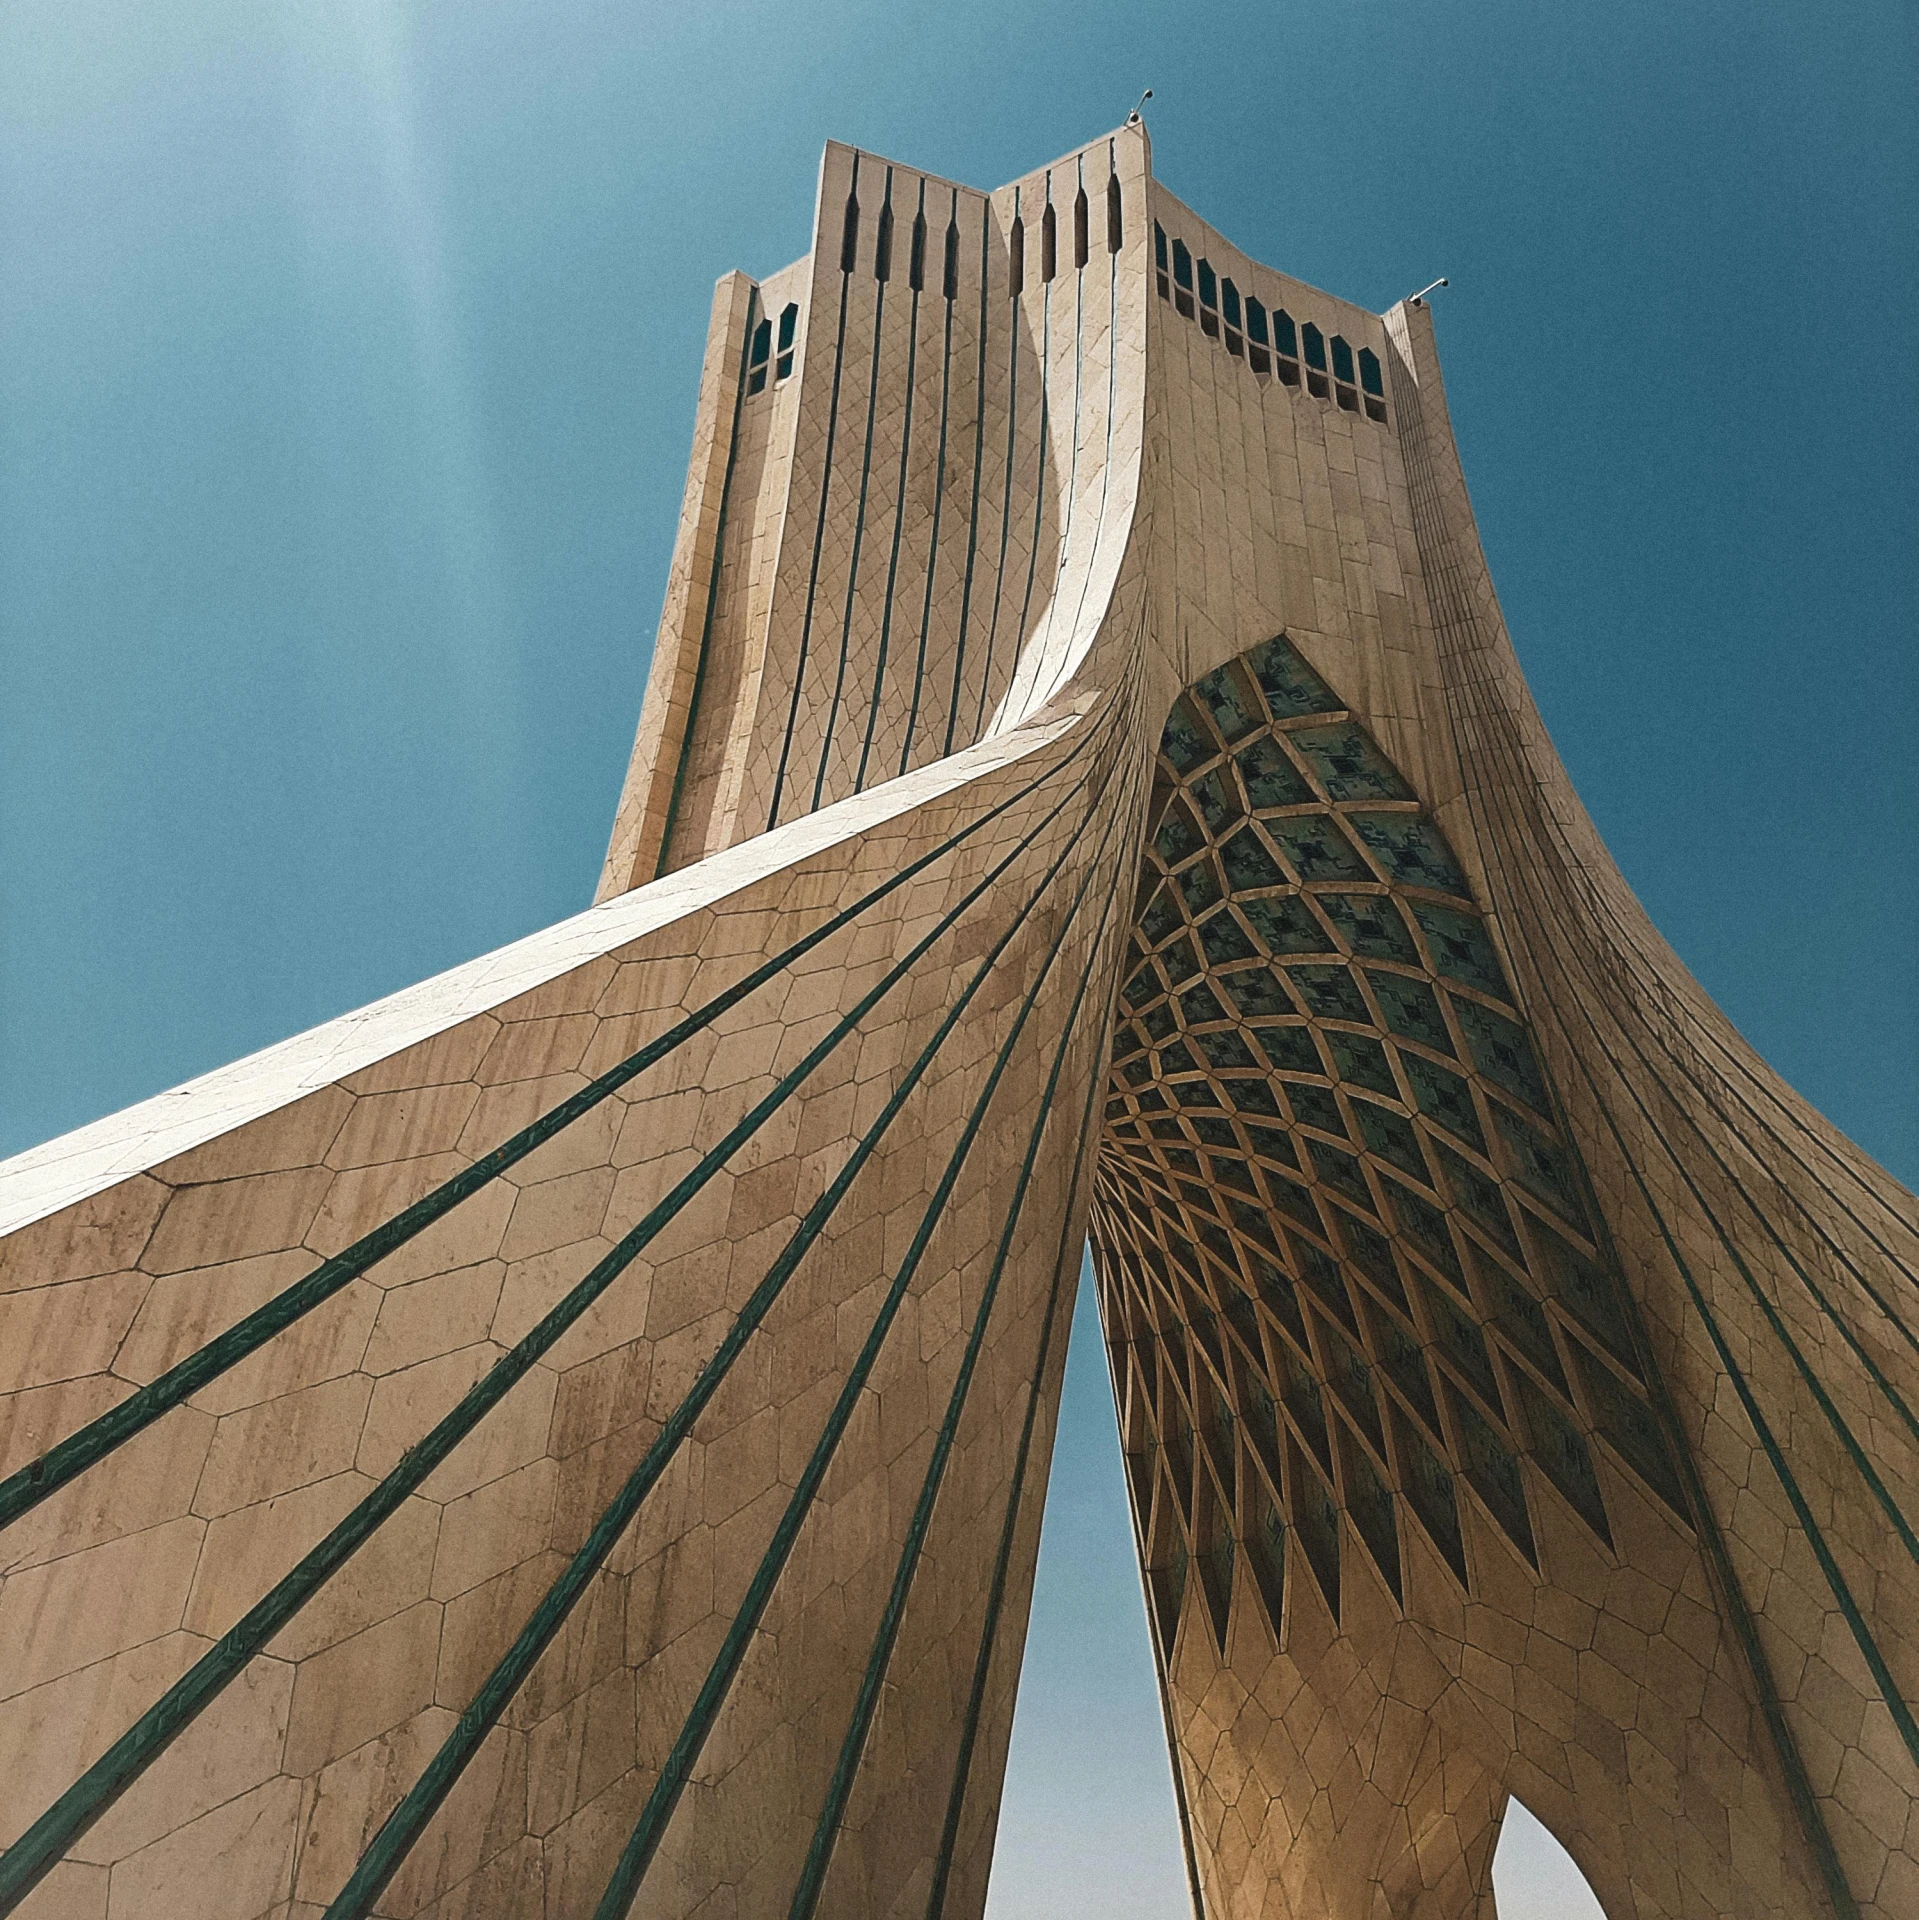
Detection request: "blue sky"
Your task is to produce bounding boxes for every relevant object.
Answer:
[1,3,1911,1913]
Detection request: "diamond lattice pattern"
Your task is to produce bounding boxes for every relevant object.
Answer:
[1091,635,1686,1657]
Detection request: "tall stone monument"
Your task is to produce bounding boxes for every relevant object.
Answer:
[2,121,1913,1920]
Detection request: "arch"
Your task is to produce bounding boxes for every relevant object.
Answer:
[1154,219,1170,298]
[943,215,960,299]
[1197,257,1219,338]
[909,207,927,291]
[1041,201,1058,282]
[875,198,894,282]
[1073,185,1090,268]
[1009,213,1025,297]
[1107,172,1123,252]
[1222,277,1243,357]
[1492,1800,1608,1920]
[1172,235,1194,318]
[775,301,799,380]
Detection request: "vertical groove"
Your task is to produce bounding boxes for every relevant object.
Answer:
[655,285,760,875]
[899,187,960,778]
[813,166,894,812]
[769,154,861,830]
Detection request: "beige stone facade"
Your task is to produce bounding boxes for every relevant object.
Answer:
[0,120,1912,1920]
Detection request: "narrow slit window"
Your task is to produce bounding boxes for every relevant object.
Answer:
[775,301,799,380]
[909,209,927,291]
[943,218,960,300]
[1155,221,1170,300]
[1272,307,1301,385]
[747,314,771,395]
[1173,237,1194,318]
[840,191,860,274]
[1198,258,1219,338]
[1331,333,1358,410]
[1009,215,1025,297]
[1246,296,1271,374]
[1073,186,1089,268]
[875,200,893,282]
[1359,345,1386,419]
[1222,278,1244,357]
[1303,320,1329,396]
[1041,202,1058,282]
[1108,174,1123,252]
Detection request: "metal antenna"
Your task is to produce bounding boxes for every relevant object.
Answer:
[1130,88,1153,124]
[1409,276,1450,306]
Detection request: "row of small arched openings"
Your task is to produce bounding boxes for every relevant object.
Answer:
[835,173,1127,301]
[1157,222,1389,423]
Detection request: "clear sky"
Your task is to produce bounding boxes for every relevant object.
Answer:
[1,2,1911,1913]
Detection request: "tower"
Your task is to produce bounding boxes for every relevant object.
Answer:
[0,120,1913,1919]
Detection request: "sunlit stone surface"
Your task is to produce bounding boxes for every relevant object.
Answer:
[1,119,1913,1920]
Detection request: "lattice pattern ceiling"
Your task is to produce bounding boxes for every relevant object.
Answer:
[1090,635,1687,1658]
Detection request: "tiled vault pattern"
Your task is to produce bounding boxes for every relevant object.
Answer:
[1093,634,1688,1646]
[3,113,1917,1920]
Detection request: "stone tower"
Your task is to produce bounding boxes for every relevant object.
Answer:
[1,121,1913,1920]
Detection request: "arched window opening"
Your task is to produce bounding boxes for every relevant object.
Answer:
[908,208,927,292]
[943,217,960,300]
[1107,174,1123,253]
[746,314,772,395]
[1041,202,1058,282]
[1245,295,1271,375]
[1491,1801,1607,1920]
[1271,306,1300,385]
[1154,221,1170,301]
[1009,215,1025,297]
[775,301,799,381]
[1197,258,1219,338]
[1331,333,1358,411]
[1172,236,1194,319]
[1073,186,1090,269]
[840,191,860,274]
[875,200,894,283]
[1302,320,1329,397]
[1358,345,1386,420]
[1222,277,1244,358]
